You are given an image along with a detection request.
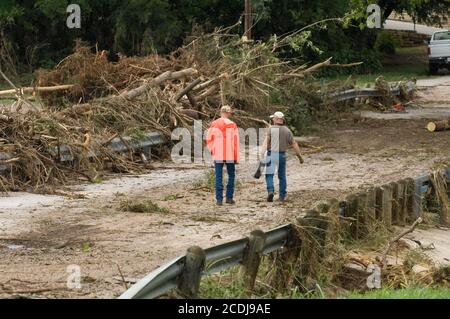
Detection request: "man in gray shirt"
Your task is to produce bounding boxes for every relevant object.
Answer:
[259,112,303,202]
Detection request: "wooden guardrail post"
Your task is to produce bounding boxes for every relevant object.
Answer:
[397,179,407,226]
[365,187,377,228]
[345,194,358,239]
[375,186,383,221]
[356,191,368,238]
[381,184,393,227]
[178,246,206,298]
[271,227,302,294]
[390,182,399,225]
[404,178,415,223]
[241,230,266,297]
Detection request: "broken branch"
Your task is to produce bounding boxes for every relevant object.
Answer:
[382,217,423,268]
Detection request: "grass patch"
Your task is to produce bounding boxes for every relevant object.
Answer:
[344,287,450,299]
[326,64,429,87]
[199,267,245,299]
[346,222,392,251]
[324,45,436,86]
[192,169,216,191]
[120,199,170,214]
[0,98,16,106]
[164,194,184,201]
[191,169,243,192]
[82,242,92,253]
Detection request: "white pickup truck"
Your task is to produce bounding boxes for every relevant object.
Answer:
[428,30,450,75]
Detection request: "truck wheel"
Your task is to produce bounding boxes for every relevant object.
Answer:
[429,64,439,75]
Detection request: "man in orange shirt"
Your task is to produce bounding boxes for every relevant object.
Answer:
[206,105,240,206]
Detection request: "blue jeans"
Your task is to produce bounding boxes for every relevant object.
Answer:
[214,161,236,202]
[265,151,287,199]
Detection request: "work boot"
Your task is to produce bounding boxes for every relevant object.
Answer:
[216,201,223,206]
[267,193,274,202]
[278,196,287,203]
[226,198,235,205]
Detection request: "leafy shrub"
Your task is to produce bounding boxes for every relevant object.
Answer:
[374,31,397,55]
[317,48,382,77]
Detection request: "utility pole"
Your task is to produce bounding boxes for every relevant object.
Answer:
[244,0,253,40]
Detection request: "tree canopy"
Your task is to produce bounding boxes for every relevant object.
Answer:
[0,0,448,73]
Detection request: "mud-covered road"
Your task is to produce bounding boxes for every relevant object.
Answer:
[1,78,450,298]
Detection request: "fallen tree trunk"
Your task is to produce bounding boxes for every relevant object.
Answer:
[275,57,333,82]
[175,78,202,102]
[193,73,228,92]
[196,84,219,102]
[118,68,198,101]
[56,68,198,118]
[0,85,75,96]
[426,118,450,132]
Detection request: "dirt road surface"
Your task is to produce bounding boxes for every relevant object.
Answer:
[1,79,450,298]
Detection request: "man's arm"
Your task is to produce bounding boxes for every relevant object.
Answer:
[291,138,304,164]
[206,127,214,152]
[233,125,240,163]
[289,130,304,164]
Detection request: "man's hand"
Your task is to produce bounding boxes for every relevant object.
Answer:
[296,153,304,164]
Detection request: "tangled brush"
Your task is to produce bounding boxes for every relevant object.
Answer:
[0,25,374,192]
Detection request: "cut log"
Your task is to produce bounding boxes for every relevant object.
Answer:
[426,119,450,132]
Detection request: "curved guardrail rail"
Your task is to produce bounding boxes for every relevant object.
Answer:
[119,225,291,299]
[0,132,165,172]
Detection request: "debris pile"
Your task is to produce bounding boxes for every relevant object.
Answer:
[0,26,416,192]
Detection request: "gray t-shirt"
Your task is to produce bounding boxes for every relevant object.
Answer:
[267,125,294,152]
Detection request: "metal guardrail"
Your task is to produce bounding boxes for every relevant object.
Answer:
[119,224,291,299]
[119,167,450,299]
[327,81,416,103]
[0,132,165,172]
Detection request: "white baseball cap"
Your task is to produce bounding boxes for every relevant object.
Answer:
[270,111,285,119]
[220,105,233,113]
